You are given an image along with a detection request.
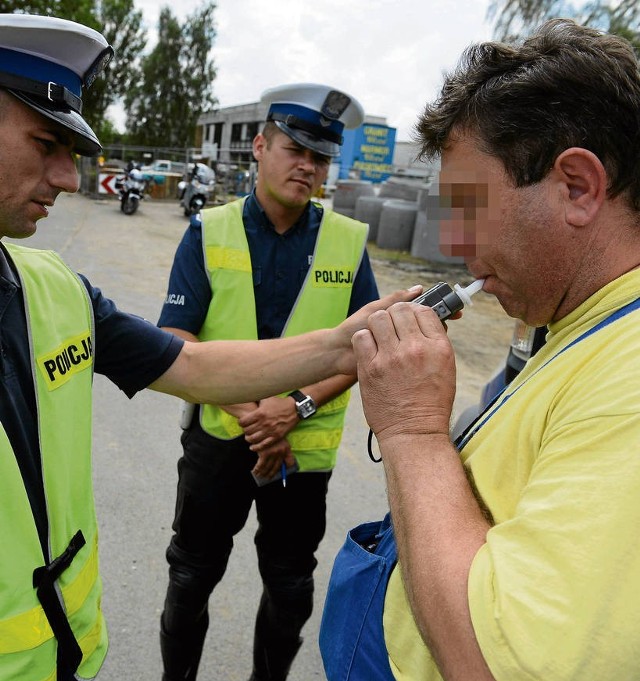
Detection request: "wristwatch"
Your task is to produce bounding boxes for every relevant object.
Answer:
[288,390,317,419]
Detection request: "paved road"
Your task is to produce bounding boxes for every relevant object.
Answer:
[10,191,512,680]
[9,193,390,681]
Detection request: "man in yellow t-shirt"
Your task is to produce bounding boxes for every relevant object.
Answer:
[321,19,640,681]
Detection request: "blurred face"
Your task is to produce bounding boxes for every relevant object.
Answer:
[439,133,571,325]
[253,129,330,211]
[0,94,79,239]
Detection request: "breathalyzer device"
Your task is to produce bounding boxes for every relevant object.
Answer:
[412,279,485,321]
[367,277,486,464]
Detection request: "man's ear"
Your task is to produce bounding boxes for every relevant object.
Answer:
[253,133,266,162]
[552,148,607,227]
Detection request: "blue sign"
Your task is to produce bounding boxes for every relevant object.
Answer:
[339,124,396,183]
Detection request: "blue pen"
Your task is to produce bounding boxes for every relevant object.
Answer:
[281,462,287,488]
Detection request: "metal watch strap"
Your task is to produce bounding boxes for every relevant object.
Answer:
[288,390,316,419]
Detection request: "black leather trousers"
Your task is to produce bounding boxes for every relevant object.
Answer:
[160,421,331,681]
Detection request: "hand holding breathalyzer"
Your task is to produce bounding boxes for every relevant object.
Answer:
[354,280,484,443]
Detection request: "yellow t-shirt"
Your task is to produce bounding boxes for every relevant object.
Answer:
[383,269,640,680]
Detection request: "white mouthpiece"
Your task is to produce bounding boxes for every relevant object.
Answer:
[453,279,485,307]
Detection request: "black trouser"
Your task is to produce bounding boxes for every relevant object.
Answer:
[160,421,331,681]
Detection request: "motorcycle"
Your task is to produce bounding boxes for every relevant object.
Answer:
[116,167,147,215]
[178,163,216,217]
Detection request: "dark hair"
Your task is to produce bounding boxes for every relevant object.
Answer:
[261,120,280,147]
[415,19,640,209]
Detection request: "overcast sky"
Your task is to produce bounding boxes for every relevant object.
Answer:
[129,0,494,141]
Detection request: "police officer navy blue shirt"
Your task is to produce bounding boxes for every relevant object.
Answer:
[157,81,381,681]
[158,190,379,336]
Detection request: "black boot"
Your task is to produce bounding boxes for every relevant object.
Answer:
[248,570,313,681]
[160,628,198,681]
[248,634,303,681]
[160,585,209,681]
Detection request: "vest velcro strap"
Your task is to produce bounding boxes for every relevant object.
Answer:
[0,534,100,654]
[33,530,86,587]
[32,530,86,677]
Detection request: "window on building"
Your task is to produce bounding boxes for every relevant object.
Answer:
[214,123,223,146]
[231,123,243,143]
[231,121,260,143]
[245,122,259,140]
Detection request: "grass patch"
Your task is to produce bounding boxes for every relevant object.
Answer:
[366,242,425,264]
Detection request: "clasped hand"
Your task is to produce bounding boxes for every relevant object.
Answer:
[353,302,457,444]
[238,397,298,479]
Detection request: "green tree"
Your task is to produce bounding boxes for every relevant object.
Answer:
[0,1,145,139]
[488,0,640,49]
[0,1,96,26]
[93,115,121,145]
[87,0,146,140]
[125,2,217,148]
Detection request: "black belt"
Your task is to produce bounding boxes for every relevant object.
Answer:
[268,111,343,145]
[0,70,83,113]
[32,530,87,678]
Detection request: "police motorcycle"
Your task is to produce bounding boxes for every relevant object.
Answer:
[115,166,147,215]
[177,163,216,217]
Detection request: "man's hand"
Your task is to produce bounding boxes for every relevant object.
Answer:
[332,286,423,375]
[353,302,457,443]
[251,438,296,479]
[239,396,298,451]
[355,302,495,681]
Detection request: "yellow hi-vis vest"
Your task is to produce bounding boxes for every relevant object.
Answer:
[0,244,107,681]
[197,198,369,472]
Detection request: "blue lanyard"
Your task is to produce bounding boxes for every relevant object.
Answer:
[456,296,640,451]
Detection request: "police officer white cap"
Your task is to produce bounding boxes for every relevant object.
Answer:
[0,13,113,156]
[261,83,365,158]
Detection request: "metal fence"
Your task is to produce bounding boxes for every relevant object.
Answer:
[78,144,257,201]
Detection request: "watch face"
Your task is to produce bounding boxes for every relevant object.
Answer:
[297,396,316,419]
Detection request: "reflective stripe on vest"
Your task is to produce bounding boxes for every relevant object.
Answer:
[0,244,107,681]
[197,199,368,471]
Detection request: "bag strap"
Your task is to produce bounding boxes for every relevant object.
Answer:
[457,296,640,450]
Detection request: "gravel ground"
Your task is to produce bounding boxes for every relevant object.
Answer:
[8,191,515,680]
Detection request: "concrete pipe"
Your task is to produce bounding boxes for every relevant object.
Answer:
[378,178,427,202]
[410,188,464,264]
[377,199,418,251]
[354,195,387,242]
[332,180,375,217]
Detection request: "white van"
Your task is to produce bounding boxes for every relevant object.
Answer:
[143,159,186,174]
